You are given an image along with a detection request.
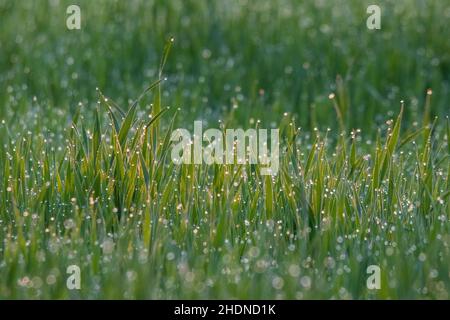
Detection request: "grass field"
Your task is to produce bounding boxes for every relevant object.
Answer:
[0,0,449,299]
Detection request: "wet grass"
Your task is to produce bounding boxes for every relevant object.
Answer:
[0,0,449,299]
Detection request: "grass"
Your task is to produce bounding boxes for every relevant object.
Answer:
[0,0,449,299]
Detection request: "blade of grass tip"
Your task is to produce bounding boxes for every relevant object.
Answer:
[107,78,164,152]
[129,122,144,152]
[136,78,163,104]
[380,102,403,182]
[329,93,345,132]
[398,127,425,150]
[144,106,169,130]
[350,136,356,169]
[387,101,404,156]
[118,100,139,148]
[93,107,101,162]
[264,175,273,219]
[155,108,178,159]
[336,74,348,121]
[97,88,126,118]
[159,37,174,79]
[423,88,432,128]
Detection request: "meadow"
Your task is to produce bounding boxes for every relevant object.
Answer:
[0,0,449,299]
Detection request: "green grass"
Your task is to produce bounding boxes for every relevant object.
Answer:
[0,0,449,299]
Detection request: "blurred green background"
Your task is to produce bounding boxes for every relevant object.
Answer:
[1,0,448,134]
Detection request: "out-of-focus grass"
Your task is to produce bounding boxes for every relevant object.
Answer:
[0,0,449,299]
[1,0,449,131]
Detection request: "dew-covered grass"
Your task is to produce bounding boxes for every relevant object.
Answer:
[0,0,449,299]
